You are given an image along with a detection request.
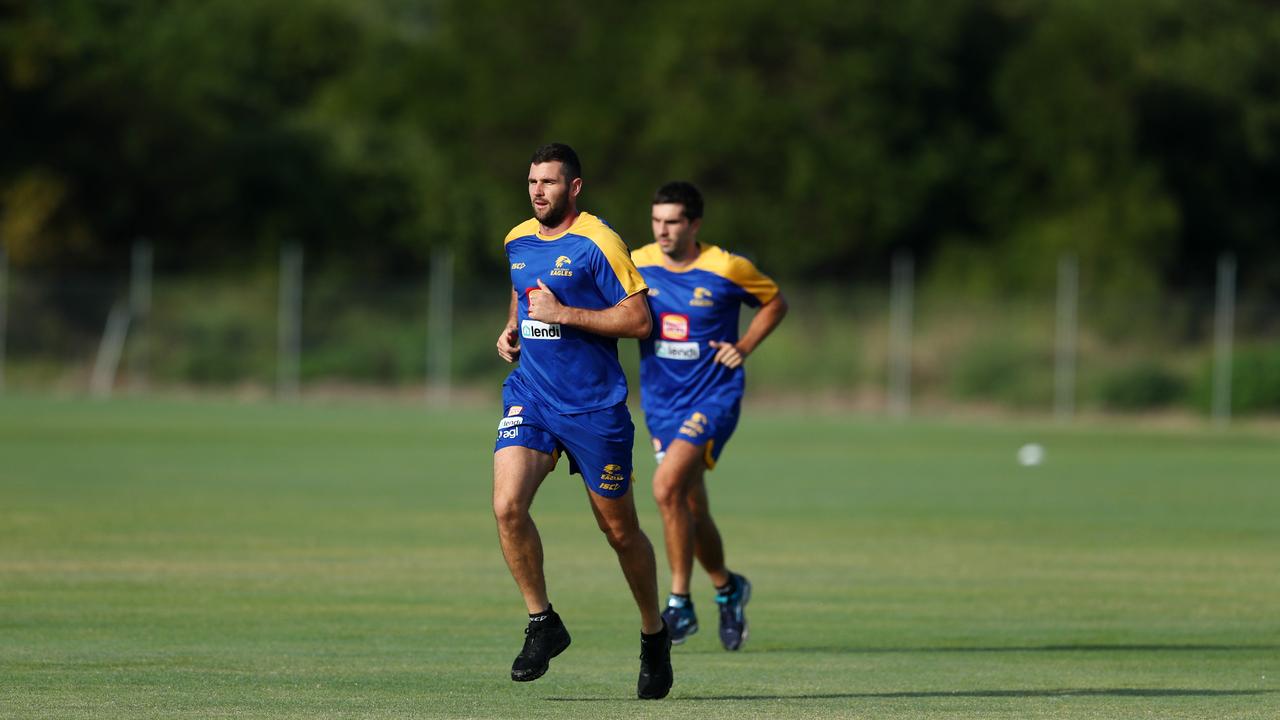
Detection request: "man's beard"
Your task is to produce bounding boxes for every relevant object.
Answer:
[536,196,569,228]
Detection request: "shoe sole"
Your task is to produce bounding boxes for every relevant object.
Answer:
[638,681,672,700]
[722,579,751,651]
[510,634,571,682]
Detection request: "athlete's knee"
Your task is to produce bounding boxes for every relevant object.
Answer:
[492,494,531,529]
[652,474,686,510]
[596,514,643,552]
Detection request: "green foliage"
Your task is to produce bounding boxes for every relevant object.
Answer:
[149,278,276,384]
[949,338,1052,408]
[3,0,1279,295]
[1192,343,1280,416]
[1095,360,1188,411]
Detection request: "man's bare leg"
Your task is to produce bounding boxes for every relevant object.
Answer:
[586,483,663,633]
[586,483,672,699]
[685,468,730,588]
[493,446,556,612]
[651,438,708,595]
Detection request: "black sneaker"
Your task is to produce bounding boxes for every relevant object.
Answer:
[637,622,673,699]
[716,573,751,651]
[510,611,571,682]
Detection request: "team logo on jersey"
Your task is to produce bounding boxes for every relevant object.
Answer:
[510,262,526,269]
[649,287,661,296]
[550,255,573,277]
[521,319,562,339]
[508,406,523,416]
[690,287,714,307]
[661,313,690,340]
[679,411,708,438]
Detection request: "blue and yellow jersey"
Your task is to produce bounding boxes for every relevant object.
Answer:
[504,212,648,414]
[632,242,779,415]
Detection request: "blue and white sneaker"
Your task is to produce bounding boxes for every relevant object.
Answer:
[715,573,751,651]
[661,595,699,645]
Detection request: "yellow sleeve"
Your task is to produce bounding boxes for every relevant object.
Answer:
[591,230,648,299]
[724,254,779,306]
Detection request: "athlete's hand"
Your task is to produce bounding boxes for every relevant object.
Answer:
[527,278,565,324]
[496,324,521,363]
[709,340,747,369]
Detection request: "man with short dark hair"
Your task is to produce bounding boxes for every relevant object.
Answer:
[493,143,673,699]
[632,180,788,651]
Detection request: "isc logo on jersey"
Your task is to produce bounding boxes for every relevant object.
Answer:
[550,255,573,277]
[521,319,561,339]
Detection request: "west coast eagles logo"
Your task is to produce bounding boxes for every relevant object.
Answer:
[598,463,625,490]
[690,287,714,307]
[551,255,574,277]
[679,411,708,438]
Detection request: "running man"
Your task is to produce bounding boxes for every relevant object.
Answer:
[632,181,788,650]
[493,143,673,699]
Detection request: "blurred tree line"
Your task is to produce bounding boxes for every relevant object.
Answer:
[3,0,1279,302]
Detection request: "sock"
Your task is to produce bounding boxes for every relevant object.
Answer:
[715,575,736,596]
[667,593,691,607]
[529,604,554,623]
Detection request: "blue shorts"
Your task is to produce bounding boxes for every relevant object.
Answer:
[494,384,635,499]
[644,400,741,470]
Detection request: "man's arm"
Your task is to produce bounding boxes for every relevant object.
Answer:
[496,288,521,363]
[709,292,788,369]
[527,278,652,339]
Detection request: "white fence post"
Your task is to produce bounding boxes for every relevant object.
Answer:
[90,300,131,399]
[129,239,153,392]
[1211,253,1236,427]
[277,243,303,401]
[1054,254,1079,422]
[887,251,914,419]
[426,246,454,405]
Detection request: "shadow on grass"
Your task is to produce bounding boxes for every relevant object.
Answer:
[549,688,1277,701]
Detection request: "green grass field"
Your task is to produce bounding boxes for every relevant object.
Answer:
[2,396,1277,719]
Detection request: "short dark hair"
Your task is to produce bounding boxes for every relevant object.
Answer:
[529,143,582,182]
[652,181,703,220]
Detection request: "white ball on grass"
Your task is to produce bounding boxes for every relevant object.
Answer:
[1017,443,1045,467]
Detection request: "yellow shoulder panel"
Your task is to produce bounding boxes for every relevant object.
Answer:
[576,213,648,298]
[631,243,665,268]
[696,245,779,305]
[503,218,541,246]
